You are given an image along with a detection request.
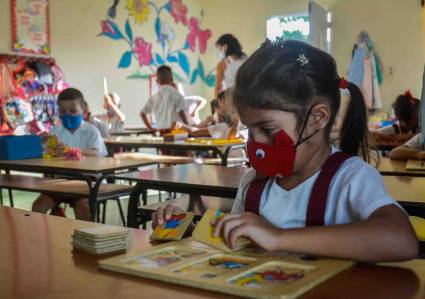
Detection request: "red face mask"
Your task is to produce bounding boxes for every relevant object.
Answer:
[247,130,297,177]
[247,108,320,177]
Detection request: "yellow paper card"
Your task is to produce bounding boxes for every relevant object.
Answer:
[193,209,249,251]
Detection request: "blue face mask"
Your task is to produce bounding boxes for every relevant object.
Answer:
[60,114,83,130]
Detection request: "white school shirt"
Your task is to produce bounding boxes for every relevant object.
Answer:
[142,85,186,129]
[403,133,424,150]
[231,147,398,228]
[51,122,108,157]
[93,113,124,132]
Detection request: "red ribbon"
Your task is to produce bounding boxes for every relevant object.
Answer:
[404,90,413,99]
[339,77,348,89]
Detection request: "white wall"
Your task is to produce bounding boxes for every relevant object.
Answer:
[1,0,425,123]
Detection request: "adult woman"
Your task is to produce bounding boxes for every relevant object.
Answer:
[214,34,246,98]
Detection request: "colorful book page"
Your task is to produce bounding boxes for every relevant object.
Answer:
[228,261,315,289]
[193,209,250,252]
[118,246,205,269]
[150,213,194,241]
[173,254,256,279]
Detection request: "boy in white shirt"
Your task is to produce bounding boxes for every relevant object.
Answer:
[32,88,107,220]
[140,65,188,129]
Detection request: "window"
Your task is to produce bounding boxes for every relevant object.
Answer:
[267,15,310,43]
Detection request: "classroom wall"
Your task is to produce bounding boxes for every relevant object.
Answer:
[201,0,425,114]
[0,0,424,124]
[331,0,425,113]
[0,0,211,125]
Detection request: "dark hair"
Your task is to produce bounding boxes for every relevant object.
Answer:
[210,99,219,114]
[217,90,226,101]
[57,88,84,105]
[156,65,173,85]
[233,40,370,161]
[216,34,245,59]
[393,94,419,125]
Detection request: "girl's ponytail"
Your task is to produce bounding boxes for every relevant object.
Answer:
[339,82,370,162]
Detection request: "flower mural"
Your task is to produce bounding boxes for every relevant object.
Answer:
[187,17,211,54]
[168,0,188,25]
[99,0,215,87]
[126,0,150,24]
[134,37,152,65]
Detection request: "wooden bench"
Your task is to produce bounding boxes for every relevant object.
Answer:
[0,174,133,225]
[137,195,234,226]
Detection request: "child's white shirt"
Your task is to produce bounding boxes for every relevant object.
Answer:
[142,85,186,129]
[232,147,398,228]
[51,121,108,157]
[403,133,424,150]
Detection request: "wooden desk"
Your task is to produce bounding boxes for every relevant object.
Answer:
[0,206,424,299]
[110,128,152,136]
[114,164,250,228]
[0,157,155,221]
[104,137,246,166]
[383,176,425,203]
[378,158,425,177]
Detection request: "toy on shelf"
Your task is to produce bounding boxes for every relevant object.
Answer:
[64,147,82,160]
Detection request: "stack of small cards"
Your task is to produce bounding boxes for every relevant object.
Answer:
[72,225,129,255]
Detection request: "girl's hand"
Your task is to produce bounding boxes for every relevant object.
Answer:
[151,204,185,229]
[213,212,283,251]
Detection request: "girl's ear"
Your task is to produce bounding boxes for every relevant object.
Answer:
[309,103,331,130]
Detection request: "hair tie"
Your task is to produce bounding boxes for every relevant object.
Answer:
[339,77,348,89]
[404,90,413,99]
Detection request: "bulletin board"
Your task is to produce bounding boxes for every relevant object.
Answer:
[11,0,51,55]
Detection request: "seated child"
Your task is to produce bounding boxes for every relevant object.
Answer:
[152,40,418,262]
[389,133,425,160]
[32,88,107,220]
[82,99,110,138]
[372,91,419,144]
[140,65,189,130]
[178,90,244,139]
[95,92,126,132]
[184,95,207,126]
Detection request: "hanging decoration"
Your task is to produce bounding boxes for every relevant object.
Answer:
[0,53,68,136]
[348,31,383,110]
[11,0,51,55]
[99,0,215,87]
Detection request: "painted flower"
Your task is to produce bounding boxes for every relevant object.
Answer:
[126,0,150,24]
[169,0,188,25]
[187,17,211,54]
[134,37,152,66]
[100,20,123,39]
[158,21,176,47]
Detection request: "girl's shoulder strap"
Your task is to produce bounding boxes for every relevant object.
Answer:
[306,152,353,226]
[245,176,268,215]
